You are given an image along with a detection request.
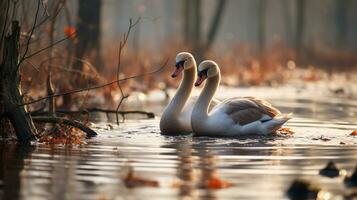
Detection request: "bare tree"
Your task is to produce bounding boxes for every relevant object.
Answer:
[0,21,37,142]
[257,0,266,53]
[182,0,227,61]
[296,0,306,61]
[335,0,350,48]
[281,0,293,48]
[74,0,103,72]
[205,0,227,51]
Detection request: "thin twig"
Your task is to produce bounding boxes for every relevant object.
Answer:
[115,18,141,125]
[23,31,76,60]
[17,0,41,68]
[17,60,167,107]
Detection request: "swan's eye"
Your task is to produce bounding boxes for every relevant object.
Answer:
[175,60,185,68]
[198,68,209,77]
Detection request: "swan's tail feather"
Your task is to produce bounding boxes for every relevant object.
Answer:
[264,113,293,133]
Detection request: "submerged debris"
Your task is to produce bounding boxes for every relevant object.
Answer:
[312,136,331,142]
[286,179,330,200]
[344,167,357,188]
[319,161,342,178]
[123,166,159,188]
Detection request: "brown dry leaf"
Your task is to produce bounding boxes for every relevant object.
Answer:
[274,127,295,136]
[123,167,159,188]
[350,130,357,136]
[203,177,233,189]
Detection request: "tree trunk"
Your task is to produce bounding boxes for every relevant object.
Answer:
[296,0,306,62]
[182,0,190,42]
[205,0,227,51]
[257,0,266,54]
[0,21,36,142]
[74,0,103,71]
[335,0,349,49]
[0,0,9,64]
[192,0,202,61]
[282,0,293,48]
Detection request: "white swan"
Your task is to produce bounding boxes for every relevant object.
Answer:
[160,53,218,135]
[191,60,291,137]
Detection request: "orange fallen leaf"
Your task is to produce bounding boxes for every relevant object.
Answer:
[274,127,295,136]
[205,177,233,189]
[351,130,357,136]
[123,167,159,188]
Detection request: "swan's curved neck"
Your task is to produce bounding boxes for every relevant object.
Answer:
[193,73,220,120]
[165,66,196,116]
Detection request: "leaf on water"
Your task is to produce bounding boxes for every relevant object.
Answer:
[203,177,233,189]
[350,130,357,136]
[274,127,295,136]
[123,166,159,188]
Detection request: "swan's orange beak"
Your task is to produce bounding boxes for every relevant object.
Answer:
[171,65,184,78]
[195,74,207,86]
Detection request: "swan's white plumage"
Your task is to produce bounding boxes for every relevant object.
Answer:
[191,60,291,137]
[160,53,219,135]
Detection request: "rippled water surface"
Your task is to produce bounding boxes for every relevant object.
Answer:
[1,96,356,200]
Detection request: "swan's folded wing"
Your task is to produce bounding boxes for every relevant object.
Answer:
[223,98,281,125]
[189,96,220,111]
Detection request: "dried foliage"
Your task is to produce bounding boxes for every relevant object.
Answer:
[38,125,86,145]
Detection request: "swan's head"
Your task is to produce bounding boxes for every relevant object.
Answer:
[171,52,195,78]
[195,60,219,86]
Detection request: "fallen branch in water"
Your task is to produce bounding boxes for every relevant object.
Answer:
[32,116,97,138]
[31,108,155,119]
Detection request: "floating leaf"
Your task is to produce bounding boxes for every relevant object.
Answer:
[123,167,159,188]
[350,130,357,136]
[204,177,233,189]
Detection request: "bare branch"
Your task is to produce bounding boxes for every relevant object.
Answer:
[115,17,141,125]
[17,59,167,108]
[23,31,76,60]
[32,116,97,138]
[31,108,155,119]
[17,0,41,68]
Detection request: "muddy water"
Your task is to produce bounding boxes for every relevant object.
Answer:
[0,97,356,200]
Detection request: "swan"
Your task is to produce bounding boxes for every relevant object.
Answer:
[160,52,218,135]
[191,60,291,137]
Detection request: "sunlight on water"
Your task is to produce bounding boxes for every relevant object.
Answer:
[0,98,356,200]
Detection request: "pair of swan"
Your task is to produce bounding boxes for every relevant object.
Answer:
[160,52,291,136]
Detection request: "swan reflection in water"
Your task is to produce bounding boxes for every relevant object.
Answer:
[174,138,222,200]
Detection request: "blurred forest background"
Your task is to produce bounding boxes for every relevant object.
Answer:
[0,0,356,111]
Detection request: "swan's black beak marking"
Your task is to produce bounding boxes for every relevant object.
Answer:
[172,60,186,78]
[175,60,185,68]
[195,68,209,86]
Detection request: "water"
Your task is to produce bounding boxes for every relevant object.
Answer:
[0,95,356,200]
